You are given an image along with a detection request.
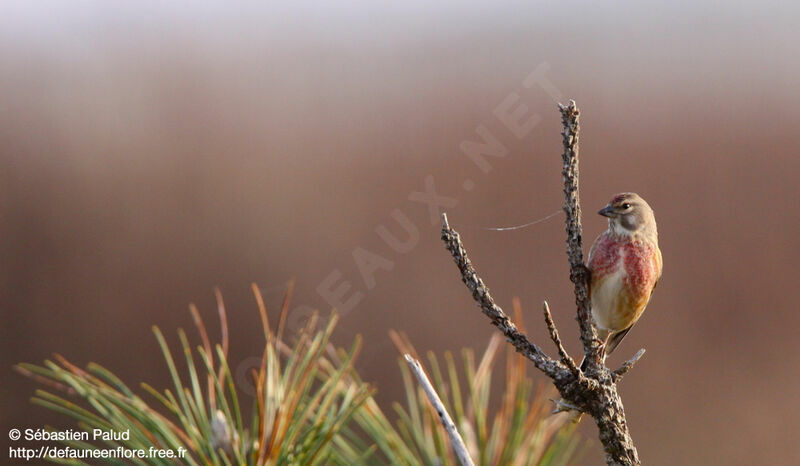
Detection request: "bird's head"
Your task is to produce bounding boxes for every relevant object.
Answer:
[598,192,658,241]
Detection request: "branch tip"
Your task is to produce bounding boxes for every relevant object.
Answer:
[542,301,579,375]
[440,216,561,379]
[612,349,646,382]
[550,397,581,415]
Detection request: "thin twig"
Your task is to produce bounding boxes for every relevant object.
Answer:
[558,100,602,369]
[542,301,579,375]
[441,213,563,379]
[404,354,476,466]
[612,349,646,383]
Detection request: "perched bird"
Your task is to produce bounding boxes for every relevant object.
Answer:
[556,193,662,418]
[586,192,662,363]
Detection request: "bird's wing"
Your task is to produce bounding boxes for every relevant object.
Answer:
[605,324,634,356]
[649,246,663,297]
[609,244,662,356]
[650,277,659,295]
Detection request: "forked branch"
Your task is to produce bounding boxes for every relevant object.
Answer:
[440,100,643,465]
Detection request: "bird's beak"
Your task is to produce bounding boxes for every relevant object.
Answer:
[598,205,615,218]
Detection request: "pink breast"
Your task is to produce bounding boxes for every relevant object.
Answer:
[621,241,657,301]
[590,235,657,301]
[589,234,623,275]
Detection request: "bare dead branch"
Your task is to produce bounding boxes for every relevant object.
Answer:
[441,213,563,379]
[440,101,644,465]
[558,100,602,369]
[404,354,476,466]
[542,301,579,375]
[612,349,646,383]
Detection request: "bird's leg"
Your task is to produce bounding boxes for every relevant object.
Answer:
[598,334,612,365]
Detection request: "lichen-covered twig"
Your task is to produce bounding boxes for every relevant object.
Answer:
[441,213,563,380]
[404,354,476,466]
[612,349,646,382]
[558,100,602,370]
[543,301,579,375]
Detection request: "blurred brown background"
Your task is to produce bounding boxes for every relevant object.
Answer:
[2,1,799,464]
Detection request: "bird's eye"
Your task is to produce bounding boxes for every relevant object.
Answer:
[622,203,631,209]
